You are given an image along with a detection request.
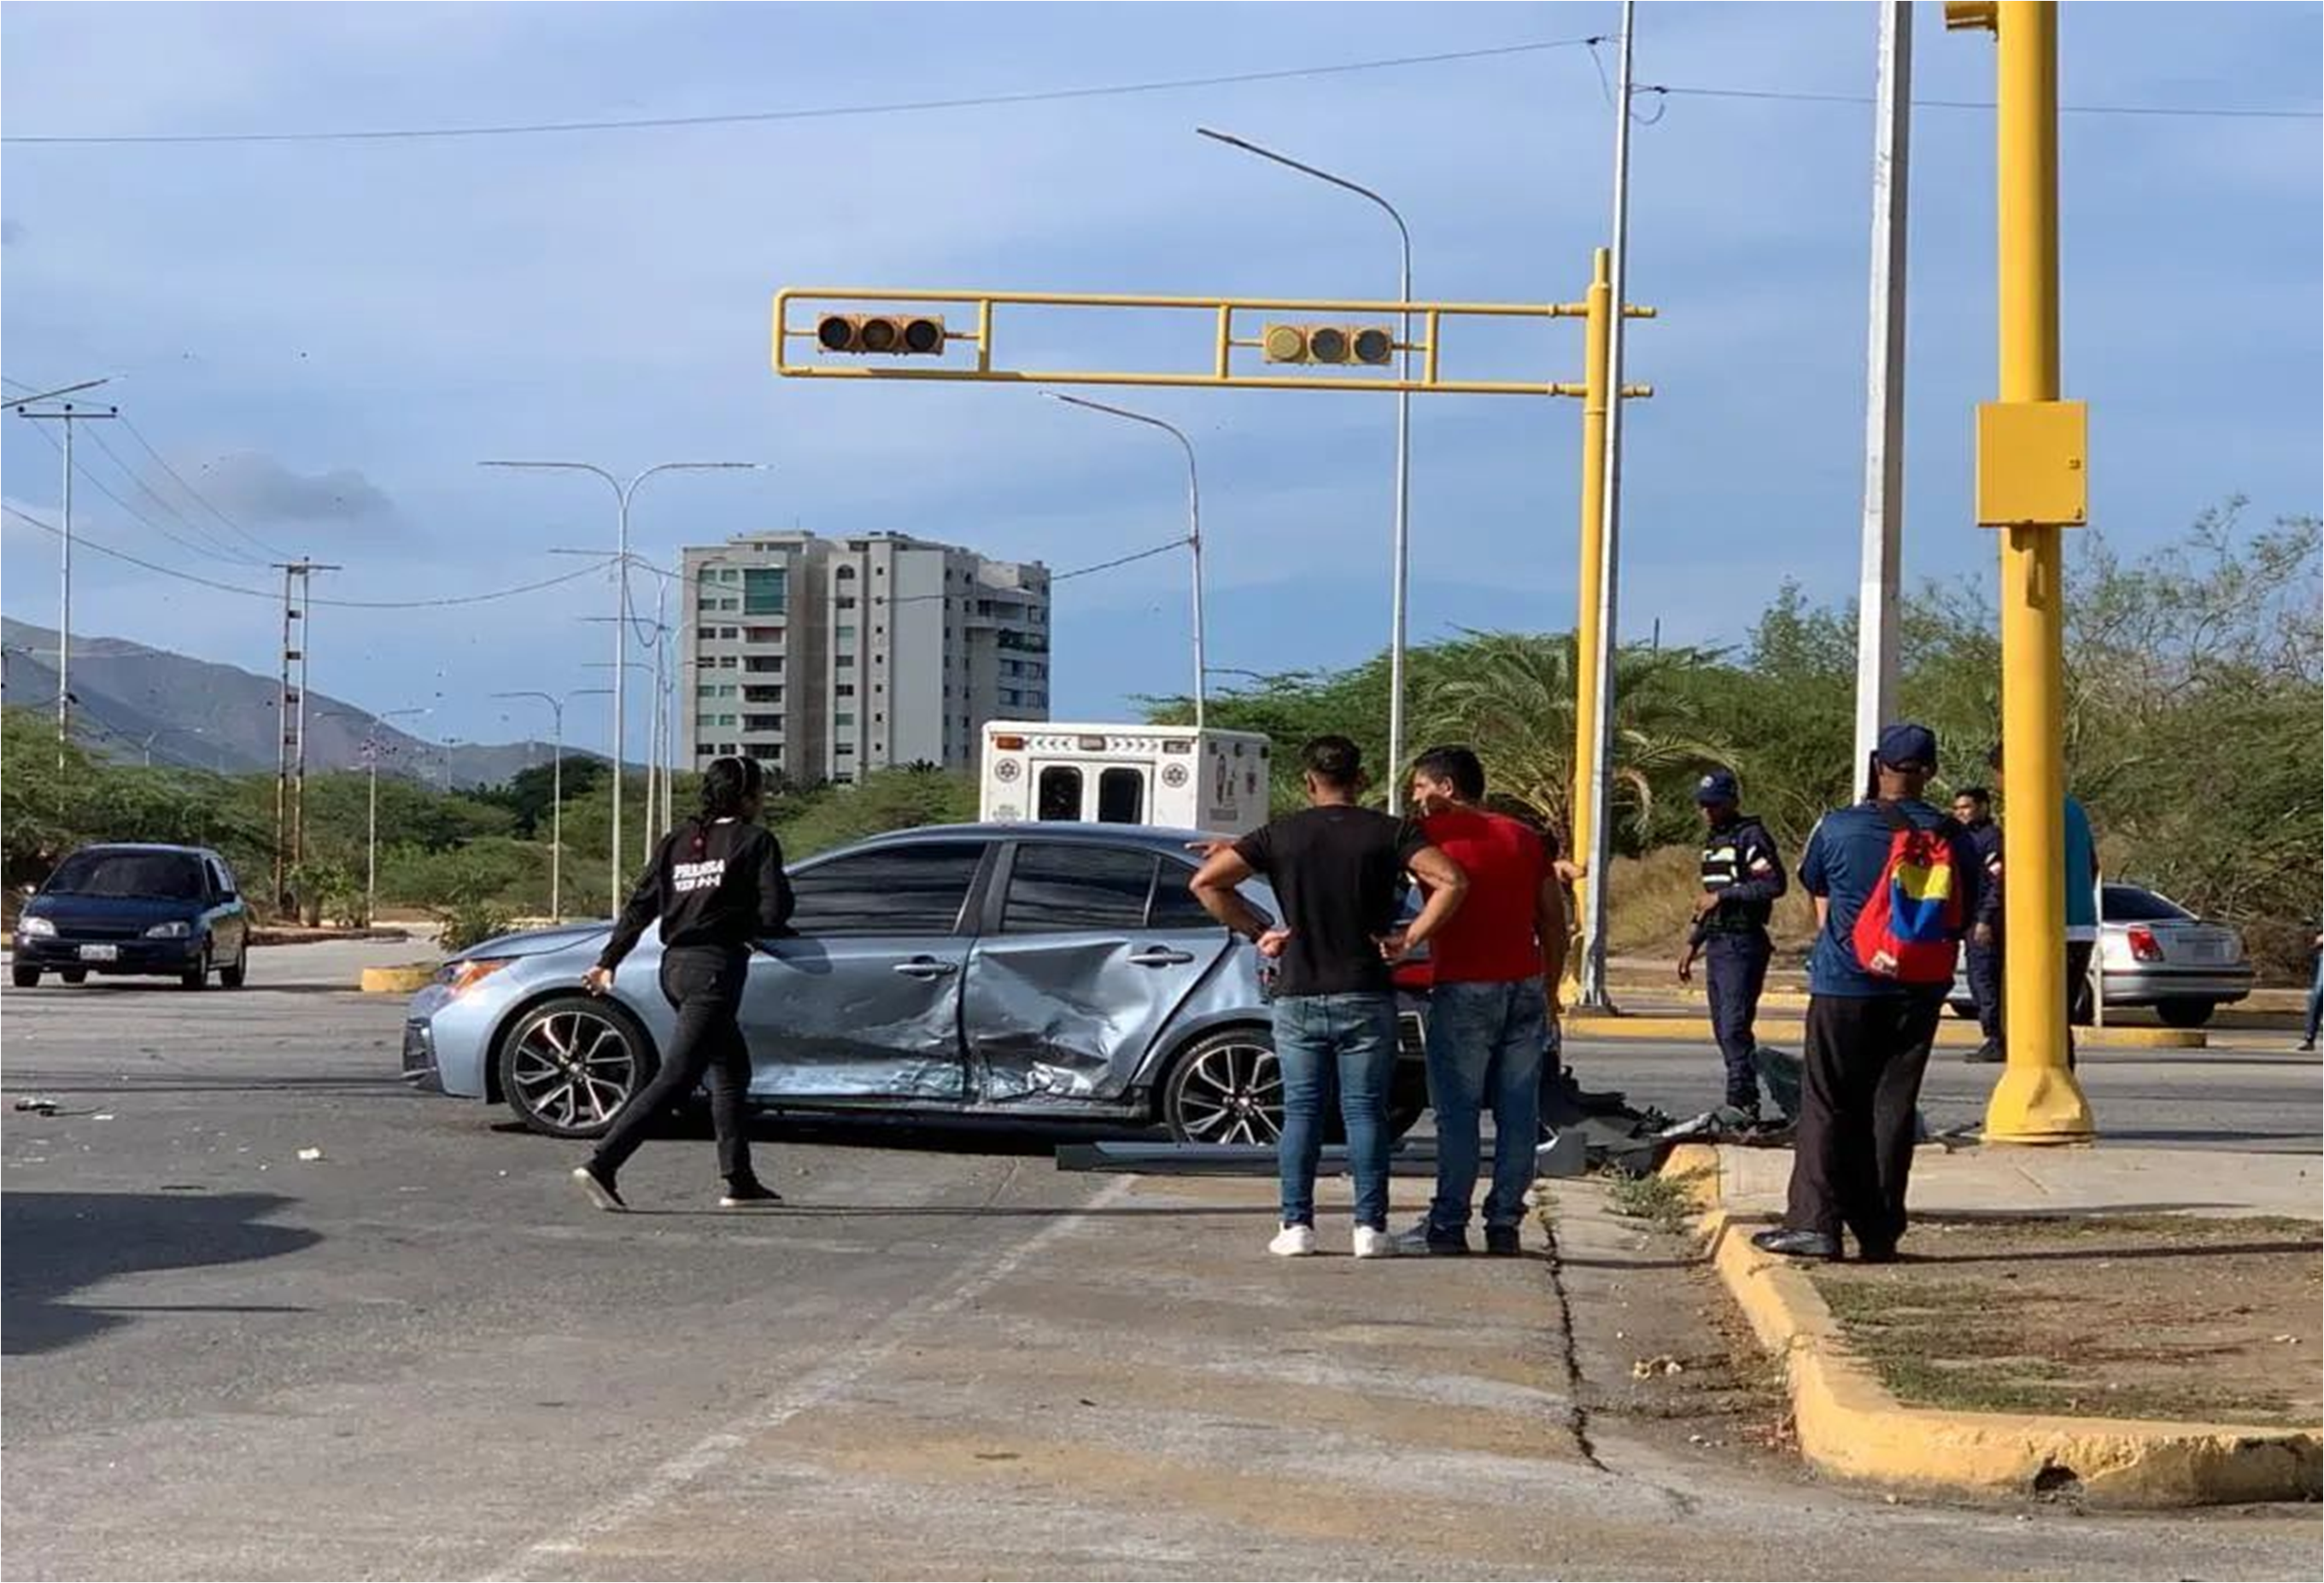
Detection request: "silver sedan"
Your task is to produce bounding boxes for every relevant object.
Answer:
[401,822,1428,1144]
[1951,881,2256,1028]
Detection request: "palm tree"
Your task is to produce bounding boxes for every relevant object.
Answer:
[1413,632,1731,850]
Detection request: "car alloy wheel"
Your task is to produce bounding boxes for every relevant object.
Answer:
[503,999,649,1139]
[1166,1034,1284,1146]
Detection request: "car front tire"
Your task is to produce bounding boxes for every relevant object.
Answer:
[497,994,657,1140]
[60,968,87,985]
[11,966,37,989]
[220,943,247,989]
[180,944,211,991]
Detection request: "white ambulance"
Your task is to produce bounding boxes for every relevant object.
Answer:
[979,722,1274,838]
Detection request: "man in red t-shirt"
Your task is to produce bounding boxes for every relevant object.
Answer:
[1396,745,1569,1256]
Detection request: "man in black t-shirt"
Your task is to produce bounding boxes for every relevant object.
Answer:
[1192,736,1468,1259]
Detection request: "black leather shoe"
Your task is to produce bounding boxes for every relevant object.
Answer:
[718,1177,784,1208]
[1750,1227,1841,1260]
[1855,1243,1900,1265]
[1484,1225,1523,1257]
[1963,1040,2004,1064]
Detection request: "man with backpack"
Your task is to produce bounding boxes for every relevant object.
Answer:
[1753,724,1982,1264]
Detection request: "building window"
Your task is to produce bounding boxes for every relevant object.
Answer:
[717,568,741,584]
[834,712,856,727]
[697,683,719,699]
[743,685,783,704]
[836,625,856,640]
[744,715,782,733]
[745,626,782,643]
[835,684,855,698]
[837,565,857,580]
[741,567,786,616]
[835,597,857,610]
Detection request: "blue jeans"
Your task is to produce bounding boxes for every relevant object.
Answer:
[1272,993,1401,1231]
[1425,978,1548,1234]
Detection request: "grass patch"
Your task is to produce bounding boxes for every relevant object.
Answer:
[1601,1166,1712,1235]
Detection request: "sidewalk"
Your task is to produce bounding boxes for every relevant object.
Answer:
[1711,1142,2322,1222]
[1674,1141,2323,1507]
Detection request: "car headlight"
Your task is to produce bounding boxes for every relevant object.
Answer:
[435,958,516,998]
[19,916,56,938]
[143,920,193,939]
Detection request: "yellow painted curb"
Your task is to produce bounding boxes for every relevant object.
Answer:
[1566,1014,2204,1049]
[359,964,436,995]
[1661,1142,2322,1506]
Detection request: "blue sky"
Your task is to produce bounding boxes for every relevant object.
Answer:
[3,1,2318,759]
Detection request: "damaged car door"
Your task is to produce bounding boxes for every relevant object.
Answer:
[963,839,1230,1106]
[740,838,987,1102]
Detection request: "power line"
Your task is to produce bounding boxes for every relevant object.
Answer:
[2,505,619,608]
[80,423,270,566]
[117,414,296,563]
[18,416,261,570]
[0,37,1607,147]
[1638,82,2322,120]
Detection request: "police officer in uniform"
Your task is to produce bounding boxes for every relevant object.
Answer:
[1678,770,1788,1122]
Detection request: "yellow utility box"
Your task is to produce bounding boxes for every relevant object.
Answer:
[1975,399,2087,526]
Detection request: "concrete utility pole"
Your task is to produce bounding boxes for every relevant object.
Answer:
[270,560,340,910]
[10,379,117,768]
[1854,1,1914,777]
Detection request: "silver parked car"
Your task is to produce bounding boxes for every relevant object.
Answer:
[402,823,1428,1144]
[1950,881,2255,1028]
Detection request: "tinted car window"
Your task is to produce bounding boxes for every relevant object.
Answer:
[1003,844,1156,933]
[2103,885,2192,923]
[1148,860,1226,932]
[787,842,984,936]
[44,850,207,901]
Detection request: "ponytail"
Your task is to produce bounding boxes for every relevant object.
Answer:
[694,756,764,854]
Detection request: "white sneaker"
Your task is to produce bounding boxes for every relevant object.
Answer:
[1269,1223,1319,1257]
[1352,1225,1402,1259]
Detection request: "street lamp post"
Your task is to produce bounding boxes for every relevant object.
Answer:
[492,691,567,920]
[1198,127,1413,807]
[1044,393,1207,727]
[327,705,429,926]
[480,459,765,914]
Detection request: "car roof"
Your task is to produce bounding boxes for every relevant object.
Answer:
[66,843,221,859]
[840,822,1222,856]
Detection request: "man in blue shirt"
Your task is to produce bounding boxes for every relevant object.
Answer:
[1753,724,1982,1264]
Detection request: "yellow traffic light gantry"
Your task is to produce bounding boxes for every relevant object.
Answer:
[773,285,1654,397]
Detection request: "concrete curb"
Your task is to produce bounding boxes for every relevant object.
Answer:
[358,964,436,995]
[1566,1014,2204,1050]
[1662,1142,2323,1506]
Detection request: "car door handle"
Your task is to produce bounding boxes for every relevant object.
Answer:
[1126,948,1197,967]
[892,958,958,979]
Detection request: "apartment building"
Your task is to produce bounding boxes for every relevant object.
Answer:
[682,530,1050,784]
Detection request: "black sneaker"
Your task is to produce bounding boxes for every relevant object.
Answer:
[1390,1220,1468,1256]
[1484,1225,1524,1257]
[572,1163,626,1213]
[1964,1040,2005,1065]
[718,1177,784,1208]
[1750,1226,1840,1260]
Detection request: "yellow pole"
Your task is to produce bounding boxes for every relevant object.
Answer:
[1566,248,1612,1002]
[1972,0,2093,1142]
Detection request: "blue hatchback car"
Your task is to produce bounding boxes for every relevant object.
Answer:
[12,844,253,990]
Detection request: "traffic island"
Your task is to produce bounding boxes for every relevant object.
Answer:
[1667,1142,2324,1506]
[358,963,436,995]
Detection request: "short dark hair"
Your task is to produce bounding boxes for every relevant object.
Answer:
[1955,786,1991,805]
[1411,745,1486,802]
[1299,735,1363,790]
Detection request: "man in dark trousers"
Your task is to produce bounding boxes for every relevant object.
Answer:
[1952,786,2007,1063]
[1754,724,1981,1263]
[1677,770,1787,1123]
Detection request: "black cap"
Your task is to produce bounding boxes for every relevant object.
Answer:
[1876,722,1939,772]
[1694,769,1741,806]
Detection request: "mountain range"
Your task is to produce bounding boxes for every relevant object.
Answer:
[0,616,592,790]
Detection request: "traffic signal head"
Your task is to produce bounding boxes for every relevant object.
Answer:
[1261,322,1396,365]
[813,313,948,356]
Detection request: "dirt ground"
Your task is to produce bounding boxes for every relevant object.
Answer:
[1808,1215,2324,1425]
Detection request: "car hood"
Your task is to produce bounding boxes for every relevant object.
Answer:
[456,924,612,961]
[26,895,202,927]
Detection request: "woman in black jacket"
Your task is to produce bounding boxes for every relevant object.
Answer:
[572,756,793,1212]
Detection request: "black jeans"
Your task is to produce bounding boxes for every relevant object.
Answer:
[1966,935,2004,1040]
[1784,990,1944,1253]
[1705,932,1772,1110]
[590,946,755,1184]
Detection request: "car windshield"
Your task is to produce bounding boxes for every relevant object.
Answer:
[2103,884,2192,923]
[44,850,208,902]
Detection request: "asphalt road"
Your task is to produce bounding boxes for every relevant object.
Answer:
[3,941,2316,1580]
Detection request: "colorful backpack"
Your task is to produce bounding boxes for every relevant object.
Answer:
[1851,803,1965,984]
